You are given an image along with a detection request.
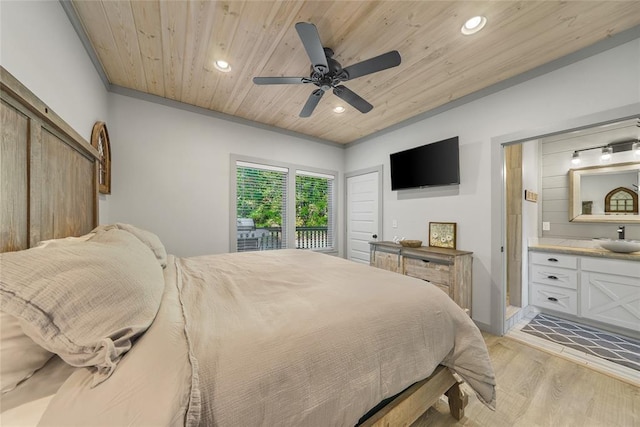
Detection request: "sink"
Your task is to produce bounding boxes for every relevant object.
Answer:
[594,238,640,253]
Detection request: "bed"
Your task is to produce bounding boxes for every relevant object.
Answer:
[0,66,496,426]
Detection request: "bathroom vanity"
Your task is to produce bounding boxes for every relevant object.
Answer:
[528,240,640,338]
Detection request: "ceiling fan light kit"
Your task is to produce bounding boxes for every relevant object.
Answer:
[253,22,401,118]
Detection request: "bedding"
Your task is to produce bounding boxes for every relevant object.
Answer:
[36,249,496,426]
[93,223,168,268]
[0,312,53,393]
[0,227,165,386]
[0,356,76,425]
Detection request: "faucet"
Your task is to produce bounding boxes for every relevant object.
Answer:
[617,225,625,240]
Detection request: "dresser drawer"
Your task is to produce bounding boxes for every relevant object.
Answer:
[531,283,578,315]
[530,264,578,290]
[530,252,577,269]
[403,256,451,288]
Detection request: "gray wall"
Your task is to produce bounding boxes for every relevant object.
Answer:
[540,119,640,240]
[1,0,111,221]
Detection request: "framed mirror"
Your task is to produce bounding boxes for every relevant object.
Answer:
[569,161,640,223]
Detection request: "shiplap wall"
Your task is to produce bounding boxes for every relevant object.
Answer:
[541,118,640,240]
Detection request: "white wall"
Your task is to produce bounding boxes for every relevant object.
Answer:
[107,93,345,257]
[0,0,110,222]
[345,39,640,330]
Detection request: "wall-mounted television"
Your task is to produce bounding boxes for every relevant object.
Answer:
[390,137,460,190]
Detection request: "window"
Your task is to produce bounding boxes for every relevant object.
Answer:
[232,157,336,252]
[296,170,334,249]
[605,187,638,214]
[236,162,288,252]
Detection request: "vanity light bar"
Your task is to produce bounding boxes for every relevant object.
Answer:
[570,139,640,164]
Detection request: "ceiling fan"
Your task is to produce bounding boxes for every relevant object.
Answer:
[253,22,401,118]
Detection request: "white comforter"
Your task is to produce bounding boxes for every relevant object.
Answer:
[39,250,495,426]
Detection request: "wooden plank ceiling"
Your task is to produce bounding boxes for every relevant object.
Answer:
[71,1,640,144]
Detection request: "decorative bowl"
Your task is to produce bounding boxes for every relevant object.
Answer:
[400,239,422,248]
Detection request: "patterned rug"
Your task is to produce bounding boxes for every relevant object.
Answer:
[521,313,640,372]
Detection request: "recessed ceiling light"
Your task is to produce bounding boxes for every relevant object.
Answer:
[333,106,346,113]
[461,16,487,35]
[214,60,231,72]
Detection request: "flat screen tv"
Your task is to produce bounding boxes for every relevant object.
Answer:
[390,137,460,190]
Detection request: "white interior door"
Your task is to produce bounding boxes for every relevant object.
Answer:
[346,170,380,264]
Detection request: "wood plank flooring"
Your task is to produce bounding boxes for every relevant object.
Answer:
[413,333,640,426]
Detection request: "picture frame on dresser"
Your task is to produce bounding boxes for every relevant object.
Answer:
[429,222,457,249]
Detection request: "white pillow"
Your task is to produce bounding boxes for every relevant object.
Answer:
[93,223,167,268]
[34,232,96,249]
[0,312,53,393]
[0,228,165,386]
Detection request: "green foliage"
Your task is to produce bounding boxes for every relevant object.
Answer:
[236,168,330,229]
[237,167,285,228]
[295,175,328,227]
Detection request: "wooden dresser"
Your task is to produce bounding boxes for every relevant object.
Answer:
[370,241,473,316]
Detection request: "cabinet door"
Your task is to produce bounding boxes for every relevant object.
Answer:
[372,250,402,273]
[581,272,640,331]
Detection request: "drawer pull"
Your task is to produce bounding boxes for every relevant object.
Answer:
[548,258,558,262]
[547,297,559,302]
[547,275,558,280]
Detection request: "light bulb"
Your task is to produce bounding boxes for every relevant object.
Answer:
[214,60,231,72]
[461,16,487,35]
[601,146,612,161]
[633,141,640,156]
[571,151,581,165]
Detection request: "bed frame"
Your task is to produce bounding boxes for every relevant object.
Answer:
[0,66,98,252]
[0,66,468,425]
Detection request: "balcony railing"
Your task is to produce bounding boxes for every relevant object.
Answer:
[236,226,329,252]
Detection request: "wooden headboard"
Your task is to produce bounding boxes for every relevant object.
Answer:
[1,67,99,252]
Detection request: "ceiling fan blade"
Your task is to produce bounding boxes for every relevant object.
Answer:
[333,85,373,114]
[295,22,329,74]
[300,89,324,117]
[342,50,401,80]
[253,77,308,85]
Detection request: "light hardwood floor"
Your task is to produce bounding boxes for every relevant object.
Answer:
[413,334,640,426]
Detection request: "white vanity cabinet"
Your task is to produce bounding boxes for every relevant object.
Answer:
[580,257,640,331]
[529,250,640,334]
